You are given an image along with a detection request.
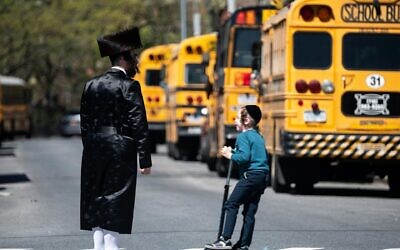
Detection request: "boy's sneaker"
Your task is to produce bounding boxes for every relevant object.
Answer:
[204,236,232,250]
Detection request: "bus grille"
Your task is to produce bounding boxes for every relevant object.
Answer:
[283,132,400,160]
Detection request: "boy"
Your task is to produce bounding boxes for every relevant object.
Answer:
[205,105,269,250]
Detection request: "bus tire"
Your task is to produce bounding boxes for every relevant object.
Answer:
[216,157,227,177]
[271,155,290,193]
[207,157,217,171]
[388,169,400,195]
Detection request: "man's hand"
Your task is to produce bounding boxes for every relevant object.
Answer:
[140,167,151,175]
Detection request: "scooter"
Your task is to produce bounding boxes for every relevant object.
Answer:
[204,159,234,250]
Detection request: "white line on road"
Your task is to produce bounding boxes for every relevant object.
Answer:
[279,248,324,250]
[0,192,11,197]
[0,249,33,250]
[81,249,126,250]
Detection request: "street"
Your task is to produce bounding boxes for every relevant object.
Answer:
[0,137,399,250]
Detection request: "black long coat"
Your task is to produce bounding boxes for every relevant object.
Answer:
[80,68,152,234]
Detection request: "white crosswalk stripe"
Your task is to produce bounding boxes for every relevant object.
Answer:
[0,249,33,250]
[81,248,126,250]
[279,248,324,250]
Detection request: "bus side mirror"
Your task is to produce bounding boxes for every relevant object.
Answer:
[201,53,210,66]
[205,82,213,99]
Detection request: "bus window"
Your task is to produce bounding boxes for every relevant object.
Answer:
[343,33,400,71]
[232,28,261,67]
[185,64,205,84]
[145,69,162,86]
[293,32,332,69]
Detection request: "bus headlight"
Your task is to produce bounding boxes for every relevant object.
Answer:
[322,80,334,94]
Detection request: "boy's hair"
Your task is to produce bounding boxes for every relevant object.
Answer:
[240,106,260,131]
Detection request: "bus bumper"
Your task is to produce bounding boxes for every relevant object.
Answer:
[281,132,400,160]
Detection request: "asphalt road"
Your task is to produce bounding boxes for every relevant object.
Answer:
[0,137,399,250]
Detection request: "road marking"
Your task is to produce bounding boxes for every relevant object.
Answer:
[382,249,400,250]
[0,192,11,197]
[0,249,33,250]
[81,249,126,250]
[279,248,324,250]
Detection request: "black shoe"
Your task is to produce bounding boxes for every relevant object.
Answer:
[204,236,232,250]
[232,243,249,250]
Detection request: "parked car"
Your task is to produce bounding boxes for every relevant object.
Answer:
[59,110,81,137]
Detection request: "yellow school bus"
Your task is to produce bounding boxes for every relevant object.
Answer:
[200,5,276,176]
[257,0,400,193]
[135,44,177,153]
[199,49,217,170]
[0,75,32,142]
[165,33,217,160]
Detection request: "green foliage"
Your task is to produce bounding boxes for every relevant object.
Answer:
[0,0,226,134]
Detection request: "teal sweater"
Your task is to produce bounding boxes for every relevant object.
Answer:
[231,129,269,175]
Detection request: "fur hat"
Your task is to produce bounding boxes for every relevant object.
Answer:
[245,105,262,125]
[97,27,142,57]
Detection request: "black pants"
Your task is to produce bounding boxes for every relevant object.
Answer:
[222,171,268,247]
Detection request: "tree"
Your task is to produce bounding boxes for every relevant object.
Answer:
[0,0,182,134]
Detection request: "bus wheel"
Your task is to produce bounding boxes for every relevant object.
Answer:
[388,169,400,195]
[271,155,290,193]
[216,157,228,177]
[207,157,217,171]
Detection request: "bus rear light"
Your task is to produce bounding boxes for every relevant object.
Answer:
[157,54,164,60]
[246,10,256,25]
[300,6,314,21]
[308,80,321,93]
[196,46,203,54]
[295,79,308,93]
[196,96,203,104]
[235,72,251,86]
[298,99,304,106]
[311,102,320,113]
[236,11,246,24]
[321,80,334,94]
[149,54,155,61]
[147,96,152,102]
[186,46,193,54]
[317,6,333,22]
[187,96,194,105]
[155,96,160,102]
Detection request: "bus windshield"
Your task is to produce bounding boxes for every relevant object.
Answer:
[145,69,162,86]
[185,64,205,84]
[232,28,260,68]
[343,33,400,71]
[293,32,332,69]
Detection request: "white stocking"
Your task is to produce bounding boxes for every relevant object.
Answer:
[92,227,104,250]
[104,229,119,250]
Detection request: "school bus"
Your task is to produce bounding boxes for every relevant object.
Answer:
[165,33,217,160]
[0,75,32,142]
[256,0,400,193]
[135,44,177,153]
[199,49,217,170]
[199,5,276,176]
